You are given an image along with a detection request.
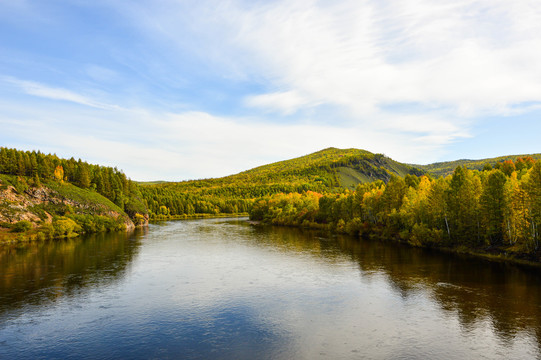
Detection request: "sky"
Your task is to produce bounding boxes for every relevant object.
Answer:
[1,0,541,181]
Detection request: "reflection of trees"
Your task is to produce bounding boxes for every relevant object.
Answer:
[0,228,146,317]
[337,235,541,348]
[250,224,350,264]
[253,224,541,347]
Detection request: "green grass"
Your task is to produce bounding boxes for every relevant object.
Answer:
[137,181,167,186]
[0,175,135,244]
[337,167,372,189]
[1,173,122,215]
[0,173,21,189]
[45,181,125,214]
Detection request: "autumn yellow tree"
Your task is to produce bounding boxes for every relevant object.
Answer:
[54,165,64,182]
[504,172,529,246]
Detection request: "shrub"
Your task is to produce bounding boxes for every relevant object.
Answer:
[39,224,55,239]
[134,213,146,226]
[52,217,82,237]
[14,176,29,194]
[336,219,346,233]
[11,220,33,233]
[345,217,363,236]
[409,223,443,247]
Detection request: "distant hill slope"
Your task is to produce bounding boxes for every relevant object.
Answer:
[230,147,424,189]
[139,148,425,217]
[417,153,541,177]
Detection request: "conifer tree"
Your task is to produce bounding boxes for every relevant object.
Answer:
[78,163,91,188]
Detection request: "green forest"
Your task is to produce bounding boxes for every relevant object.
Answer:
[0,147,147,241]
[0,147,146,214]
[250,156,541,262]
[139,147,423,219]
[3,145,541,264]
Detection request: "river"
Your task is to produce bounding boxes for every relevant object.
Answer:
[1,218,540,359]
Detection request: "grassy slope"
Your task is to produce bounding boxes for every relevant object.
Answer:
[337,167,373,189]
[0,174,126,216]
[416,153,541,177]
[1,179,136,244]
[46,180,126,214]
[0,174,132,231]
[239,147,423,186]
[141,148,425,195]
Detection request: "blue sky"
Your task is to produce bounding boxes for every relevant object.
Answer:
[1,0,541,181]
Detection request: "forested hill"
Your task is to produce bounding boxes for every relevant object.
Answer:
[417,153,541,177]
[250,155,541,263]
[0,147,148,242]
[139,147,425,218]
[231,147,424,189]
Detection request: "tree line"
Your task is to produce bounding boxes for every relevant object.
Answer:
[250,157,541,260]
[139,175,345,219]
[137,148,422,219]
[0,147,146,218]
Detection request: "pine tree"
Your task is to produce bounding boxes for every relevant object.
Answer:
[32,173,42,188]
[16,152,25,176]
[30,152,38,176]
[78,163,91,188]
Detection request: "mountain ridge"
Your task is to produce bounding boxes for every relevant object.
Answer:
[415,153,541,177]
[138,147,425,218]
[140,148,541,184]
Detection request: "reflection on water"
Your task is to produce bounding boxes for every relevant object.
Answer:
[1,218,540,359]
[0,228,144,319]
[335,234,541,345]
[253,224,541,352]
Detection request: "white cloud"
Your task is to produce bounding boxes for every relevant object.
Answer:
[105,0,541,166]
[1,97,461,180]
[227,0,541,116]
[3,0,540,180]
[85,65,120,83]
[3,77,118,110]
[244,90,314,115]
[151,110,463,175]
[131,0,541,117]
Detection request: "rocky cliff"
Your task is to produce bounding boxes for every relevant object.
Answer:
[0,177,148,236]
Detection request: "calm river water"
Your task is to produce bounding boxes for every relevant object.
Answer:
[1,218,541,359]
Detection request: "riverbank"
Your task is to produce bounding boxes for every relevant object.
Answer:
[0,174,149,245]
[150,212,249,222]
[249,219,541,269]
[0,221,136,245]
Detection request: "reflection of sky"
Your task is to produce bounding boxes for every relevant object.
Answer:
[0,219,539,359]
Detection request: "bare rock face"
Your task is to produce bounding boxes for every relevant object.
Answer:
[141,213,150,227]
[0,182,135,230]
[0,185,43,224]
[25,187,55,203]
